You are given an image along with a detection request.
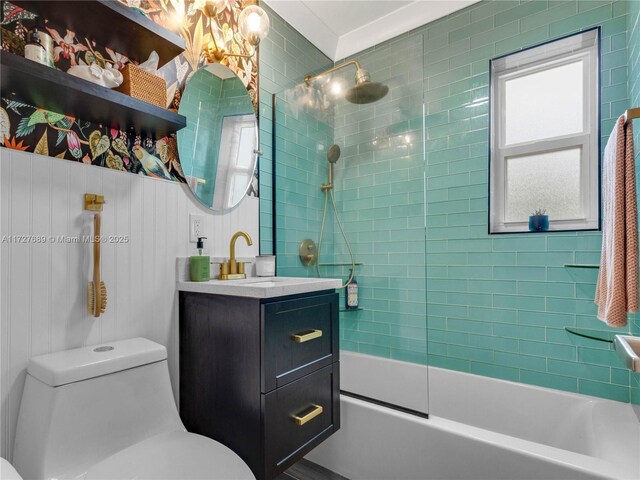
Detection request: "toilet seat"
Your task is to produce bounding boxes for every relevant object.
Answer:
[83,431,255,480]
[1,458,23,480]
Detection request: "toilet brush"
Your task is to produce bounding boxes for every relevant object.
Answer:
[87,213,107,317]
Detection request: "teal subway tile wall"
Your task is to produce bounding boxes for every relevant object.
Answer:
[259,6,332,255]
[273,33,428,362]
[628,0,640,405]
[419,0,636,403]
[331,34,427,363]
[273,85,335,277]
[267,0,640,404]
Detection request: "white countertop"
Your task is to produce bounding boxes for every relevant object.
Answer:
[176,276,342,299]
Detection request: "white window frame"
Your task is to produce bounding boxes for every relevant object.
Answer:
[489,29,600,234]
[212,114,258,210]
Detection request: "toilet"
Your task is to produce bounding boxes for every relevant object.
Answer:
[12,337,254,480]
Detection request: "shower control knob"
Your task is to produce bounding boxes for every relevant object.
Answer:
[299,239,317,267]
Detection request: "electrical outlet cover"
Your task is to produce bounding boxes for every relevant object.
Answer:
[189,214,205,242]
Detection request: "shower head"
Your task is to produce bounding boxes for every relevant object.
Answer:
[327,144,341,164]
[304,60,389,105]
[345,68,389,105]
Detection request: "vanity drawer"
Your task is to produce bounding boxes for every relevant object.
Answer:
[262,292,338,392]
[263,363,340,479]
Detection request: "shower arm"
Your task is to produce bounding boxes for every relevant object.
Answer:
[304,60,362,84]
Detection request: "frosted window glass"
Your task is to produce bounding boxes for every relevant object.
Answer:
[505,148,582,222]
[504,61,584,145]
[236,127,254,168]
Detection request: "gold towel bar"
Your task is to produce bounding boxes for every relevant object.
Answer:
[624,107,639,124]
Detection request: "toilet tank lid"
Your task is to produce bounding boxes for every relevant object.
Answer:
[28,338,167,387]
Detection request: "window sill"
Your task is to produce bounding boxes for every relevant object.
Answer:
[489,226,601,235]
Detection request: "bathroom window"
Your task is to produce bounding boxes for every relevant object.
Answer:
[489,28,600,233]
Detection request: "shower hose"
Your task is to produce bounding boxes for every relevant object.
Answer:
[316,188,356,288]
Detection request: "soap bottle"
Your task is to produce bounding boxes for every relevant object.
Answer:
[189,237,210,282]
[345,269,359,310]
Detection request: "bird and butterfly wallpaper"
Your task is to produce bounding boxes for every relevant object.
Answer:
[0,0,259,191]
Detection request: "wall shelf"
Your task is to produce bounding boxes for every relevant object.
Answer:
[1,52,186,136]
[318,262,364,267]
[564,264,600,269]
[10,0,185,67]
[340,308,363,313]
[565,327,615,343]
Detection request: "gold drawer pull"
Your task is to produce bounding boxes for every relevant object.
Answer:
[291,329,322,343]
[292,404,324,426]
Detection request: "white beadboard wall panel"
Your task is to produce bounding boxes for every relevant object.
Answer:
[8,155,31,469]
[0,149,260,460]
[30,159,51,357]
[1,150,10,457]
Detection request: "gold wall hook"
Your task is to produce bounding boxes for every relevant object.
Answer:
[84,193,106,212]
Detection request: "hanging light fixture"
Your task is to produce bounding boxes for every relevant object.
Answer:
[202,0,270,63]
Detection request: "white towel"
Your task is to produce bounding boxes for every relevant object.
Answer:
[595,116,638,327]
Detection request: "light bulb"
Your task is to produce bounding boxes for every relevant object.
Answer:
[330,81,343,96]
[238,5,270,46]
[246,12,261,32]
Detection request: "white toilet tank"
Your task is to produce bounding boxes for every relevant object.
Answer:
[13,338,185,480]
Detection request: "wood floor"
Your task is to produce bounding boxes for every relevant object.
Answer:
[276,459,349,480]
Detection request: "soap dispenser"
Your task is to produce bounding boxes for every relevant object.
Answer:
[190,237,210,282]
[345,268,359,310]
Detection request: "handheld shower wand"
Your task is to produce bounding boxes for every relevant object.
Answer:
[317,144,356,288]
[321,144,341,191]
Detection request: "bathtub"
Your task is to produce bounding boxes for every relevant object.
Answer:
[306,352,640,480]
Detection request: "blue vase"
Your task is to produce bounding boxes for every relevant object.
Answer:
[529,215,549,232]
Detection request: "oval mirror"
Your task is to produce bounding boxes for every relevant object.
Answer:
[177,64,258,212]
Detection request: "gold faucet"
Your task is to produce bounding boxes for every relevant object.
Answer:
[218,231,253,280]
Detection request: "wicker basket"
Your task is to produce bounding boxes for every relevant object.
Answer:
[115,63,167,108]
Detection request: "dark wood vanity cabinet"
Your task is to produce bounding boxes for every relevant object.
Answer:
[179,290,340,480]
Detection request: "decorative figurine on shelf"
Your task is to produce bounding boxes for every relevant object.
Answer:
[67,62,124,88]
[529,208,549,232]
[66,39,123,88]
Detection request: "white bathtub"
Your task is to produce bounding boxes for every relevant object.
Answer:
[307,352,640,480]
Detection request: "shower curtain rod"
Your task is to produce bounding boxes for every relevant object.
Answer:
[624,107,639,124]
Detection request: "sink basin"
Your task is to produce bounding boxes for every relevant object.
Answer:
[177,276,342,299]
[613,335,640,372]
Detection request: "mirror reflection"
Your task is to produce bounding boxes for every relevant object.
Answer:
[178,64,258,211]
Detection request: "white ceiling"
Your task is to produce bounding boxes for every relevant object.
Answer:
[264,0,481,61]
